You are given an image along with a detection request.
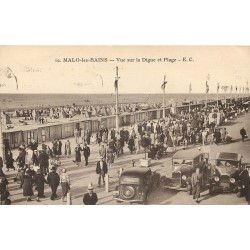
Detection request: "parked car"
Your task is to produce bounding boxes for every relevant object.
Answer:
[113,167,160,204]
[209,152,244,195]
[160,148,210,193]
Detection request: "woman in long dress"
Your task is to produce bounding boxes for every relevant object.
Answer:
[74,144,82,166]
[128,136,135,154]
[5,150,15,171]
[23,169,34,202]
[65,139,71,158]
[60,168,71,202]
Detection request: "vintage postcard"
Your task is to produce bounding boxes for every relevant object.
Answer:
[0,46,250,205]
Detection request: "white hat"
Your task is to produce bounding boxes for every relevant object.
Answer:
[87,182,94,190]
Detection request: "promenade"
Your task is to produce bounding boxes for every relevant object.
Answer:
[3,112,250,205]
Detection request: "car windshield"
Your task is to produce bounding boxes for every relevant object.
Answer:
[173,159,193,166]
[121,176,140,184]
[216,160,238,168]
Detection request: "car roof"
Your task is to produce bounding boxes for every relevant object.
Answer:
[173,148,203,160]
[216,152,242,162]
[121,167,151,176]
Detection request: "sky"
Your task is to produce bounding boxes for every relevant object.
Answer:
[0,46,249,94]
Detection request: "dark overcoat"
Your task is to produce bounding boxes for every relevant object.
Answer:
[83,192,98,205]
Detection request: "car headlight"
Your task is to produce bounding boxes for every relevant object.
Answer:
[214,176,219,182]
[230,178,235,184]
[112,191,119,197]
[182,175,187,180]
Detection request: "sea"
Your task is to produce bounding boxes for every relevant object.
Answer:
[0,93,236,110]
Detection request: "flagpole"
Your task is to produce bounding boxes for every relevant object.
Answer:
[162,75,166,119]
[205,74,210,109]
[0,111,4,161]
[189,82,191,114]
[217,83,219,108]
[163,87,166,119]
[115,66,119,130]
[230,86,232,103]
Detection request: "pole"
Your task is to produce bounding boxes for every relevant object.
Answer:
[189,82,191,116]
[163,87,166,118]
[216,84,219,108]
[162,75,166,119]
[0,111,4,161]
[115,66,119,130]
[67,192,72,205]
[205,92,207,109]
[105,174,109,193]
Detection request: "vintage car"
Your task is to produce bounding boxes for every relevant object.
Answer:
[160,148,210,193]
[113,167,160,204]
[209,152,243,194]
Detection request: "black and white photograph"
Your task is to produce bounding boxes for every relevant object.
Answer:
[1,45,250,206]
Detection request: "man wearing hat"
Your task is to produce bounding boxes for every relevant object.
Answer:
[47,167,60,200]
[96,156,108,187]
[83,182,98,205]
[191,166,203,203]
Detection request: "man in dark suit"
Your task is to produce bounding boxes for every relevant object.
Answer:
[83,182,98,205]
[96,157,108,187]
[47,167,60,200]
[240,127,247,142]
[38,149,49,175]
[82,143,90,166]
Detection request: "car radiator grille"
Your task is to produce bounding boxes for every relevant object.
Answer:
[220,175,230,188]
[172,172,181,186]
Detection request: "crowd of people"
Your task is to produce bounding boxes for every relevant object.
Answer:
[0,97,250,205]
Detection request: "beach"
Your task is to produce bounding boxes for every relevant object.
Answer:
[0,93,237,110]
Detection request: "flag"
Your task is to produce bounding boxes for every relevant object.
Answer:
[217,83,220,92]
[235,86,238,92]
[206,81,209,93]
[230,85,233,93]
[161,75,167,91]
[189,82,192,93]
[5,67,18,90]
[114,78,118,90]
[114,66,120,91]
